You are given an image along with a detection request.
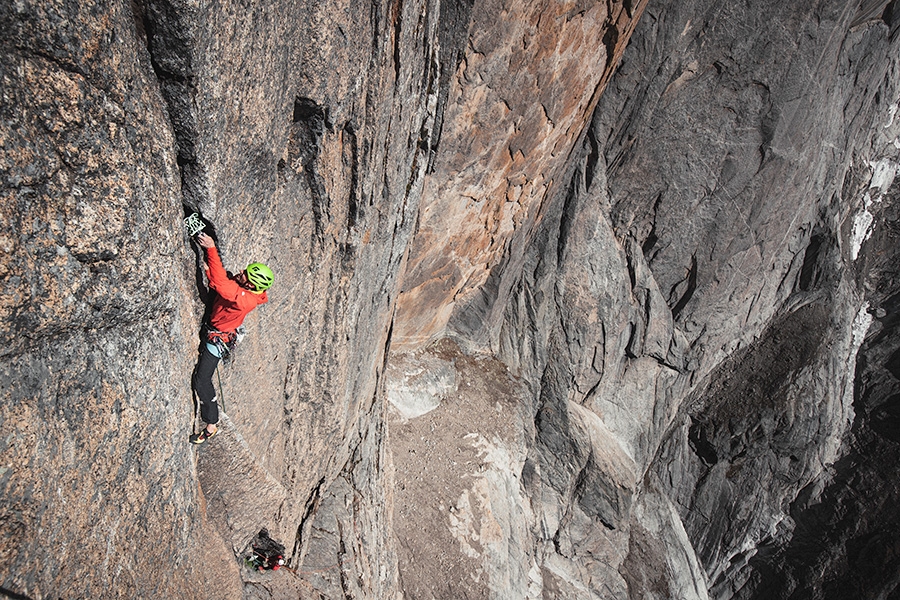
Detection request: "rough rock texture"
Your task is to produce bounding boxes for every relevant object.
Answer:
[738,12,900,596]
[391,0,900,598]
[392,0,649,349]
[599,3,900,598]
[2,0,900,599]
[388,339,536,600]
[1,0,440,596]
[0,0,234,597]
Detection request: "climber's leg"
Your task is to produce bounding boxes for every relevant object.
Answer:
[192,344,221,426]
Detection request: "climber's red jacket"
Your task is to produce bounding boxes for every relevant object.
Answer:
[204,246,268,333]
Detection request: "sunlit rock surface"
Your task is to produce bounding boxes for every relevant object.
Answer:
[392,0,649,350]
[1,0,899,599]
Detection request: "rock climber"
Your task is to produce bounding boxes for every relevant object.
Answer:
[190,231,273,444]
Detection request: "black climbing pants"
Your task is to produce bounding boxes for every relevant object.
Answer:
[192,345,221,425]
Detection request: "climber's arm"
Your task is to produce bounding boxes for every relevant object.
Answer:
[197,233,242,300]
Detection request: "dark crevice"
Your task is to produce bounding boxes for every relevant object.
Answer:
[343,122,360,229]
[293,96,328,124]
[670,254,698,320]
[551,527,562,555]
[799,233,825,291]
[416,47,438,167]
[597,517,616,531]
[30,48,88,80]
[582,367,604,404]
[584,124,601,191]
[641,224,658,258]
[289,96,331,245]
[290,476,326,568]
[138,0,209,212]
[391,0,403,84]
[427,0,475,173]
[624,322,638,358]
[757,82,777,167]
[688,417,719,466]
[884,0,896,26]
[641,193,663,260]
[624,240,638,292]
[382,316,394,375]
[601,25,619,75]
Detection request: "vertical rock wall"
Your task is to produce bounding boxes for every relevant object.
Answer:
[490,0,900,598]
[1,0,447,596]
[0,0,236,597]
[388,0,899,598]
[2,0,899,598]
[392,0,649,350]
[131,0,451,596]
[738,6,900,596]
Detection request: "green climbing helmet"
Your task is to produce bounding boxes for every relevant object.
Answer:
[246,262,274,292]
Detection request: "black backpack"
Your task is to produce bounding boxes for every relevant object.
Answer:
[247,528,286,571]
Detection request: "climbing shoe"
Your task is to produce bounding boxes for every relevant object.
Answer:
[190,427,219,444]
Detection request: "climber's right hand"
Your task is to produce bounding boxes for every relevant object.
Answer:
[196,232,216,249]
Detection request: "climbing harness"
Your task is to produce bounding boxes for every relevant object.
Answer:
[184,212,205,237]
[205,326,238,357]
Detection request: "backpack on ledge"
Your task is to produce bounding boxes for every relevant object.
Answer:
[246,528,286,571]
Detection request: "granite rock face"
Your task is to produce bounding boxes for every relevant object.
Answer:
[1,0,439,596]
[393,0,649,350]
[1,0,899,599]
[393,0,899,597]
[0,0,233,597]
